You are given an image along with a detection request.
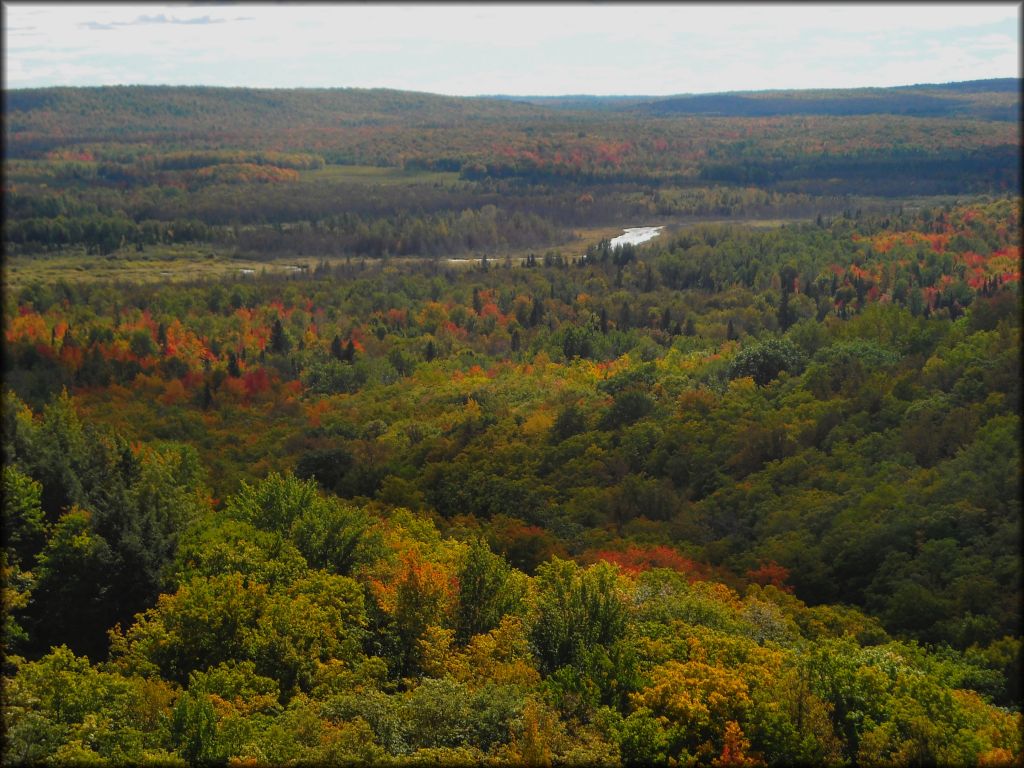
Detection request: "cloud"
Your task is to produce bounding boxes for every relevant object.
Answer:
[6,3,1020,93]
[77,13,228,28]
[130,14,226,25]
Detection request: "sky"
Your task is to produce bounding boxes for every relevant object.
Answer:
[3,3,1021,95]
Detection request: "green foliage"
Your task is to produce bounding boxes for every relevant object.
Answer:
[455,537,525,643]
[2,465,46,568]
[170,689,220,765]
[530,559,628,675]
[110,569,367,696]
[728,336,807,386]
[224,472,316,534]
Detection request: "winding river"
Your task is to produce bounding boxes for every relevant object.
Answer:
[610,226,664,249]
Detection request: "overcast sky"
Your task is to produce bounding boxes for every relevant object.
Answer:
[3,3,1021,95]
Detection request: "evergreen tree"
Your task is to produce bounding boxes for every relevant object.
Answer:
[530,297,544,328]
[269,318,289,354]
[330,335,345,360]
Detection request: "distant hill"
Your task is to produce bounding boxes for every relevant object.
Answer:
[628,79,1020,121]
[479,94,654,111]
[3,84,552,131]
[893,78,1021,93]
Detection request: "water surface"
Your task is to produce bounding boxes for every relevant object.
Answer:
[610,226,663,249]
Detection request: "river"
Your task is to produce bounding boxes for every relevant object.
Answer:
[610,226,664,249]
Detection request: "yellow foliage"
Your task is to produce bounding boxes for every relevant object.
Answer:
[977,748,1017,767]
[520,409,554,438]
[462,616,541,689]
[632,659,752,733]
[418,625,465,680]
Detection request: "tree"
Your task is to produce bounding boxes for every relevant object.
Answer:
[330,334,345,360]
[2,465,46,568]
[727,337,806,386]
[170,688,220,765]
[454,538,523,643]
[530,558,627,674]
[290,498,381,576]
[225,471,317,534]
[269,318,290,354]
[550,404,587,444]
[28,508,118,658]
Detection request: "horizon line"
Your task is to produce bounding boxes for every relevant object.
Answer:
[4,76,1020,100]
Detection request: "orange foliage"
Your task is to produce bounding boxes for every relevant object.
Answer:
[5,311,51,344]
[306,400,330,428]
[59,345,84,371]
[587,545,706,580]
[713,721,764,768]
[159,378,187,406]
[220,376,248,400]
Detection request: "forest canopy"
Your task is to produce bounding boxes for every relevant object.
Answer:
[1,82,1021,766]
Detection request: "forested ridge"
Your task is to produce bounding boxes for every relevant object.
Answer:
[1,83,1021,766]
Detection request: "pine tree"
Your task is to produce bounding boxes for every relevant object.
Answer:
[200,382,213,410]
[530,297,544,327]
[269,318,289,354]
[618,302,631,331]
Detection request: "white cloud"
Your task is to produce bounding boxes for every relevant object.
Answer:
[3,2,1019,92]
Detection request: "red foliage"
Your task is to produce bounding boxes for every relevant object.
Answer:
[587,545,706,581]
[384,308,408,329]
[745,561,793,593]
[242,367,272,397]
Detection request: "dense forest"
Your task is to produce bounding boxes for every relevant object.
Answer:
[1,82,1021,766]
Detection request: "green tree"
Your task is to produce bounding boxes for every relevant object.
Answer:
[454,537,524,643]
[530,559,627,674]
[728,337,806,386]
[2,465,46,568]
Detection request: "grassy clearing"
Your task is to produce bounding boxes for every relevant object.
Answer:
[2,246,318,292]
[0,213,840,293]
